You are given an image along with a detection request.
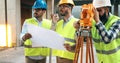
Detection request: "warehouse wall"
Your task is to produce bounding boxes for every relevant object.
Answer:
[0,0,21,47]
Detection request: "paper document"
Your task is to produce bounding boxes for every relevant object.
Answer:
[27,24,66,50]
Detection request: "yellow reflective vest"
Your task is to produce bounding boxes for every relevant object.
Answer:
[24,18,51,56]
[91,14,120,63]
[52,17,79,60]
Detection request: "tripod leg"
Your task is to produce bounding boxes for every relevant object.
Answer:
[88,37,92,63]
[73,36,81,63]
[86,37,95,63]
[86,36,90,63]
[90,37,94,63]
[86,36,95,63]
[80,36,84,63]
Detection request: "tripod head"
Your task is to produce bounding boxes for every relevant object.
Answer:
[79,4,94,30]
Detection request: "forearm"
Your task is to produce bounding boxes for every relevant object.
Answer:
[50,23,56,31]
[20,21,28,41]
[95,21,120,43]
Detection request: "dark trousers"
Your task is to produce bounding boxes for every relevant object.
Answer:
[25,56,46,63]
[57,57,73,63]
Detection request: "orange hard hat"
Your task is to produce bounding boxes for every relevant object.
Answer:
[58,0,75,6]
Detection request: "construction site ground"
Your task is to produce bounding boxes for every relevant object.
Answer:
[0,44,98,63]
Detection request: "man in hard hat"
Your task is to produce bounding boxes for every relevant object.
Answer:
[92,0,120,63]
[74,0,120,63]
[20,0,51,63]
[51,0,79,63]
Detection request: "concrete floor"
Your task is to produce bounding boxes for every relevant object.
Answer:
[0,44,98,63]
[0,47,25,63]
[0,47,56,63]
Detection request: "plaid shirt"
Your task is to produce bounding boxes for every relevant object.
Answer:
[95,20,120,43]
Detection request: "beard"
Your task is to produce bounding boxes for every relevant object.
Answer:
[34,13,42,18]
[59,10,68,16]
[99,12,109,25]
[34,13,39,18]
[60,13,65,16]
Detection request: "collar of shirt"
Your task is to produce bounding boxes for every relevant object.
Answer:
[34,17,42,26]
[63,16,74,24]
[63,15,74,27]
[64,15,74,22]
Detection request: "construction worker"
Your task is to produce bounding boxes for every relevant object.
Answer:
[92,0,120,63]
[20,0,51,63]
[51,0,79,63]
[74,0,120,63]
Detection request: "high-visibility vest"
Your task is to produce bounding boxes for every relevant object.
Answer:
[24,18,52,56]
[91,14,120,63]
[52,17,79,60]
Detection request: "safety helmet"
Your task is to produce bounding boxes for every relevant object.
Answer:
[58,0,75,6]
[32,0,47,9]
[93,0,111,8]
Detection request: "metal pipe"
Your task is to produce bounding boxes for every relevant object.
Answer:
[5,0,8,47]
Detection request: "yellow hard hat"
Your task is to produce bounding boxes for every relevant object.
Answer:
[58,0,75,6]
[93,0,111,8]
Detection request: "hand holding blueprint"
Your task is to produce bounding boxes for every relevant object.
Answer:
[27,24,66,50]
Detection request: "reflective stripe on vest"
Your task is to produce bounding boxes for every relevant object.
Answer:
[52,49,75,60]
[96,45,120,54]
[52,17,79,60]
[91,14,120,63]
[24,18,51,56]
[56,17,79,46]
[64,37,76,43]
[93,34,120,43]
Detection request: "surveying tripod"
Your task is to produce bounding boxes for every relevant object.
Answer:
[73,27,94,63]
[73,4,94,63]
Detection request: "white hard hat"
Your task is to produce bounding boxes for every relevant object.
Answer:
[93,0,111,8]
